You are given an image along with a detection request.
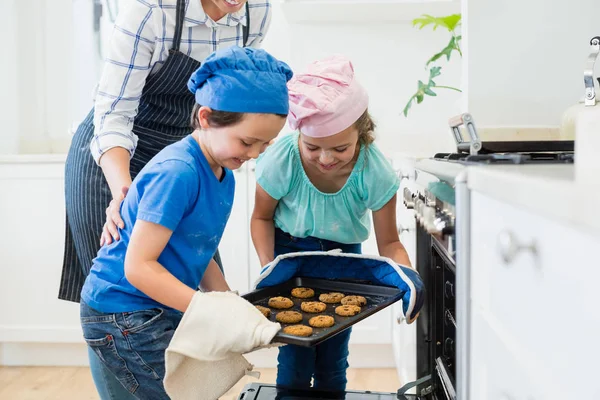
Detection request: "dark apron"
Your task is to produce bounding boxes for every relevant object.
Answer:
[59,0,250,302]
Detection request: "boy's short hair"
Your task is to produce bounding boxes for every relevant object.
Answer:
[190,104,245,130]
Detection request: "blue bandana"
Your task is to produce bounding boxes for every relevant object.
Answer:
[187,47,293,115]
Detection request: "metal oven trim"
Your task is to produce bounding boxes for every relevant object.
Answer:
[455,171,470,400]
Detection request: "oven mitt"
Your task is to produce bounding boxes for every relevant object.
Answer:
[163,291,281,400]
[253,250,425,324]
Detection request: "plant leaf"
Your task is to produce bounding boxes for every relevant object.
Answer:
[439,14,461,31]
[412,14,461,32]
[429,66,442,80]
[426,36,457,65]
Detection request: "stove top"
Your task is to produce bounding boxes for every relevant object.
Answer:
[432,151,574,165]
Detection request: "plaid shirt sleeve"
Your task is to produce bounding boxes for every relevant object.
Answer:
[90,0,157,165]
[246,1,272,48]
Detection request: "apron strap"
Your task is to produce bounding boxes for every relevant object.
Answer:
[242,1,250,47]
[172,0,186,52]
[173,0,249,51]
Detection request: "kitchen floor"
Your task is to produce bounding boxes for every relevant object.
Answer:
[0,367,401,399]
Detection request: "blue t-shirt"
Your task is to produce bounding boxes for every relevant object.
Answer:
[81,135,235,313]
[255,132,400,244]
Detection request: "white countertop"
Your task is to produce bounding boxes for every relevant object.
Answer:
[467,164,600,236]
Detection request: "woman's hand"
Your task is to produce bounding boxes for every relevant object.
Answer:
[100,186,129,246]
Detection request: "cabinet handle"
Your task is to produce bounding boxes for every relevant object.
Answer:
[397,224,411,235]
[497,230,538,264]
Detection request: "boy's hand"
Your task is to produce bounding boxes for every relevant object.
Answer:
[100,186,129,246]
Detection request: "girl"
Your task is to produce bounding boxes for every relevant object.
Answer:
[80,46,292,399]
[251,55,412,392]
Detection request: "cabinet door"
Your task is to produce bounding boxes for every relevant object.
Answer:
[470,191,600,399]
[219,165,250,293]
[0,162,82,343]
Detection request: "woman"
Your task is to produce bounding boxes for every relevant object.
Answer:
[60,0,271,397]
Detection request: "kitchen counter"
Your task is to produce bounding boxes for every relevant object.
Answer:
[467,163,600,236]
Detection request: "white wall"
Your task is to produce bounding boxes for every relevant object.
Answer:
[261,1,462,154]
[0,0,73,155]
[463,0,600,128]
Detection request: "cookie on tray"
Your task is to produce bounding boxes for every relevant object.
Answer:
[308,315,335,328]
[335,305,361,316]
[283,324,313,337]
[301,301,327,313]
[268,296,294,309]
[341,295,367,306]
[255,305,271,318]
[276,311,303,324]
[291,287,315,298]
[319,292,345,304]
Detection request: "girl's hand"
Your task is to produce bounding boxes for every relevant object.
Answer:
[100,186,129,246]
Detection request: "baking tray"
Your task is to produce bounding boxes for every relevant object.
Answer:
[242,277,403,347]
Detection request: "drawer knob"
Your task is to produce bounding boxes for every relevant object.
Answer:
[497,230,538,264]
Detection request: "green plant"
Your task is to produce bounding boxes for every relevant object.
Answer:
[403,14,462,117]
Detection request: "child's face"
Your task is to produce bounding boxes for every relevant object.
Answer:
[206,113,285,170]
[299,126,360,174]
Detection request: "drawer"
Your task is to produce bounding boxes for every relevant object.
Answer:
[470,191,600,398]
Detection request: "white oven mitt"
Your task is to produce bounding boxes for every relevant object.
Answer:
[254,250,425,324]
[163,291,281,400]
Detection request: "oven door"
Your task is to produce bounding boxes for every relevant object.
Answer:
[415,224,457,399]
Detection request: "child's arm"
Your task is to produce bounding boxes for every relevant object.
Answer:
[251,184,279,267]
[124,220,198,313]
[372,194,413,267]
[199,258,230,292]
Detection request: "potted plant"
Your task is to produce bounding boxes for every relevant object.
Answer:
[403,14,462,117]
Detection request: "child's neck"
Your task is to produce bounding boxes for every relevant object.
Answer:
[192,131,224,180]
[299,145,359,194]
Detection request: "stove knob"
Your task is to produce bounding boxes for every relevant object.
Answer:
[402,187,415,209]
[414,198,424,223]
[422,205,436,232]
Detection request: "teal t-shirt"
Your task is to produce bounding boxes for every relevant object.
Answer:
[255,132,400,244]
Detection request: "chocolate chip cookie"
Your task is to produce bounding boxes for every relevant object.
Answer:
[308,315,335,328]
[255,305,271,318]
[276,311,303,324]
[301,301,327,313]
[335,304,361,316]
[319,292,345,304]
[291,287,315,298]
[282,325,313,337]
[268,296,294,309]
[341,295,367,306]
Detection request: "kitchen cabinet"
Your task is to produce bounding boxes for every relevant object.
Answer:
[469,190,600,399]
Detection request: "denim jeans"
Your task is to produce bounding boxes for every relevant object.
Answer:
[88,346,137,400]
[80,301,183,399]
[273,228,361,392]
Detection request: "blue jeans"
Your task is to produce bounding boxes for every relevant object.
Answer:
[88,346,137,400]
[80,301,183,399]
[273,228,361,392]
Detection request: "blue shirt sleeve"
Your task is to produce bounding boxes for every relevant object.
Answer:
[360,143,400,211]
[136,160,199,231]
[255,133,298,200]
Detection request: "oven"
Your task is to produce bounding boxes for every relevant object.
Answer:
[407,176,458,400]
